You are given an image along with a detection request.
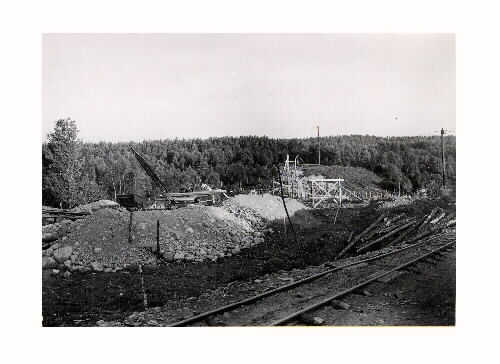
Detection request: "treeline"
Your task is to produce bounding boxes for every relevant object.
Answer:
[42,119,456,208]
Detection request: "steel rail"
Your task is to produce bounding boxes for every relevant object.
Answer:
[167,230,453,327]
[269,240,455,326]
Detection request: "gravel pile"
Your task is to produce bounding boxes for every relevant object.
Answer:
[130,205,267,263]
[71,199,120,213]
[42,197,284,274]
[43,208,154,275]
[223,193,307,222]
[379,196,414,209]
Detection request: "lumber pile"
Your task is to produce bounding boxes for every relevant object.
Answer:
[42,207,90,221]
[336,207,453,258]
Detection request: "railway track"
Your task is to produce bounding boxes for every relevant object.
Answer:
[167,228,456,327]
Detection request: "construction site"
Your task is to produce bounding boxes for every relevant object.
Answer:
[40,33,457,328]
[42,148,456,327]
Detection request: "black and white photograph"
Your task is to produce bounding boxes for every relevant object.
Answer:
[5,1,500,363]
[41,33,456,327]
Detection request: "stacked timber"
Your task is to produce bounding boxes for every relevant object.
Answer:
[336,207,453,259]
[42,207,90,222]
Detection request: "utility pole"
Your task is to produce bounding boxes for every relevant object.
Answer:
[441,128,446,187]
[317,126,321,165]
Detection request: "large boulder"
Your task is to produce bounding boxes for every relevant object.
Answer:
[53,247,73,264]
[42,231,60,243]
[90,262,104,272]
[174,252,185,261]
[163,252,175,262]
[42,257,57,269]
[253,237,265,244]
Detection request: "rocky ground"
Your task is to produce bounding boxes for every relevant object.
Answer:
[42,195,307,277]
[42,194,455,327]
[94,238,455,327]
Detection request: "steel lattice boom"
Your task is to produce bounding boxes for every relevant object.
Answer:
[129,147,168,193]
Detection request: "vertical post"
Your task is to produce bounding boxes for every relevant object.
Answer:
[441,128,446,187]
[311,182,315,206]
[339,181,342,206]
[156,219,160,258]
[283,214,286,244]
[317,126,321,165]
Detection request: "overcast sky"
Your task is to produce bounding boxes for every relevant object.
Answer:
[42,33,455,142]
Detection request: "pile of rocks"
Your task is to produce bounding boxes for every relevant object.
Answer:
[379,196,414,209]
[42,207,158,276]
[42,198,277,275]
[130,205,270,263]
[42,219,74,249]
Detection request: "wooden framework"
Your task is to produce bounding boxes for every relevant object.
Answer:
[309,179,344,208]
[271,154,394,208]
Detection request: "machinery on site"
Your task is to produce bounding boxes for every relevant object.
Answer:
[128,147,171,209]
[117,147,226,210]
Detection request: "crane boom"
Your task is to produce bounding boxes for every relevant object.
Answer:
[129,147,168,193]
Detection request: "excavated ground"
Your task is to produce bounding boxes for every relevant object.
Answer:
[42,196,454,327]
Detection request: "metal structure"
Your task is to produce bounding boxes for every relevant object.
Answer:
[269,240,455,326]
[129,147,169,193]
[129,147,226,209]
[167,229,455,326]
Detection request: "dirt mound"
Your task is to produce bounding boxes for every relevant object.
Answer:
[43,208,152,273]
[131,205,262,263]
[43,202,272,274]
[225,193,307,221]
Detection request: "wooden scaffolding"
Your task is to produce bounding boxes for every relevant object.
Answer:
[308,179,344,208]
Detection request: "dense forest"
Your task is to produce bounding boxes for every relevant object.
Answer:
[42,119,456,208]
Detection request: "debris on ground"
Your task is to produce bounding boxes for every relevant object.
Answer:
[42,193,456,326]
[224,193,307,221]
[299,314,325,326]
[71,199,120,213]
[331,300,351,310]
[379,196,414,209]
[42,194,288,274]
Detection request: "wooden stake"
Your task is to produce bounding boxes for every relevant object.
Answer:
[157,219,160,258]
[276,164,299,246]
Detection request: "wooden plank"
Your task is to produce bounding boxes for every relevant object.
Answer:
[417,208,438,232]
[357,221,416,253]
[383,220,420,248]
[430,212,446,225]
[335,213,386,259]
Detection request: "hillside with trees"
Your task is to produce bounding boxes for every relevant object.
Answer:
[42,119,456,208]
